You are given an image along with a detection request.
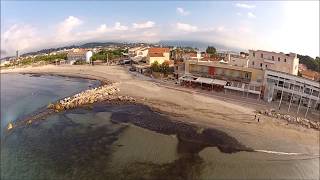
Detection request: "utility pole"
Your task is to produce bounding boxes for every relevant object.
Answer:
[107,53,109,66]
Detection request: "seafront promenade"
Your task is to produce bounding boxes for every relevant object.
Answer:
[1,64,319,155]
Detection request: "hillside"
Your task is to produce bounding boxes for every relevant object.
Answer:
[298,54,320,72]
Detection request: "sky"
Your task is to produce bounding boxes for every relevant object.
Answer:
[1,1,319,58]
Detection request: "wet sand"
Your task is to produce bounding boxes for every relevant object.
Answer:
[95,103,253,154]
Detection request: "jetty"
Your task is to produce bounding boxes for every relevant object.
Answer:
[7,83,136,131]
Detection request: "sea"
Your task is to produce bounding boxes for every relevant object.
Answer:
[1,73,319,180]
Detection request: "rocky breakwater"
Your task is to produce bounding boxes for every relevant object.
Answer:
[6,83,136,131]
[47,83,136,112]
[258,109,320,131]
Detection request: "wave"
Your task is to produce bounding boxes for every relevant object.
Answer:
[254,149,308,156]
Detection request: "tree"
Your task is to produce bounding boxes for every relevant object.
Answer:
[150,61,160,72]
[159,61,170,74]
[298,54,320,72]
[206,46,217,55]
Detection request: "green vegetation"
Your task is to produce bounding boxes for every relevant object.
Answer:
[91,49,127,62]
[298,54,320,72]
[150,61,172,74]
[206,46,217,55]
[150,61,160,72]
[6,53,67,67]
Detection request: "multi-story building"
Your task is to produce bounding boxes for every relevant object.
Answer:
[185,60,264,84]
[178,59,264,97]
[264,70,320,116]
[248,50,299,75]
[146,48,170,65]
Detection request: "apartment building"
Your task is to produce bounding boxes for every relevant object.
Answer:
[248,50,299,75]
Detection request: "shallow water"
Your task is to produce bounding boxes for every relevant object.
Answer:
[1,73,100,130]
[1,74,319,180]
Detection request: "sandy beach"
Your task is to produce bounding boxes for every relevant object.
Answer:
[1,64,319,155]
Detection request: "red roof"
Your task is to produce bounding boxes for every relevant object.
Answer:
[149,52,164,57]
[148,48,170,53]
[185,52,197,57]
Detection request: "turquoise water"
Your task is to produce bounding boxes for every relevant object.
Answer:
[1,73,99,130]
[1,74,319,180]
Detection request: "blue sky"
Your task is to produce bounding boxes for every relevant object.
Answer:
[1,1,319,57]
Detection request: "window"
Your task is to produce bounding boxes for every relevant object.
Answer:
[284,58,287,62]
[261,53,263,58]
[260,63,263,67]
[278,57,280,61]
[253,52,255,57]
[252,61,254,66]
[265,65,268,68]
[272,56,274,60]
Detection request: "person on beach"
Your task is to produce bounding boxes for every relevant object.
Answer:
[254,114,257,120]
[257,118,260,122]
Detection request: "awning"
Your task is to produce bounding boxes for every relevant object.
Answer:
[212,79,227,86]
[195,77,214,84]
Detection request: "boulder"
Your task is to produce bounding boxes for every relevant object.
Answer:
[47,103,54,109]
[7,122,13,130]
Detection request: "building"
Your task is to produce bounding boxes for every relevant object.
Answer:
[173,61,185,79]
[146,48,170,65]
[67,49,92,64]
[128,47,144,57]
[248,50,299,75]
[0,59,11,67]
[227,52,249,67]
[179,59,264,97]
[263,70,320,116]
[185,60,264,84]
[300,70,320,81]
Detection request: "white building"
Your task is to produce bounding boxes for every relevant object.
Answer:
[264,70,320,117]
[248,50,299,75]
[85,51,93,63]
[67,49,88,64]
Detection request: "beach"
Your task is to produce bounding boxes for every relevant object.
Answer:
[2,65,319,155]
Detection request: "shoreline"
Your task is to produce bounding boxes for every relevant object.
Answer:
[1,65,319,155]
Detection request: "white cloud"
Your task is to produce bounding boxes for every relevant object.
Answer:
[56,16,82,41]
[132,21,155,29]
[176,22,198,32]
[176,7,190,16]
[247,12,256,18]
[143,31,157,37]
[235,3,256,9]
[113,22,128,31]
[2,24,43,57]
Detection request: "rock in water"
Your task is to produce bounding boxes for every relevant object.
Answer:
[7,122,13,130]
